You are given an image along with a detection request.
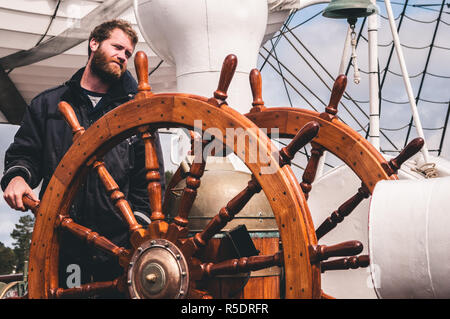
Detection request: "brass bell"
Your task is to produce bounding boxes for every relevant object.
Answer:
[323,0,378,19]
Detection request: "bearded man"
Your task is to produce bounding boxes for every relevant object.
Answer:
[1,19,165,290]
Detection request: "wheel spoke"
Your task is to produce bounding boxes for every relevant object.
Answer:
[189,175,262,252]
[166,137,211,242]
[93,161,143,233]
[320,290,335,299]
[199,251,283,279]
[279,121,320,167]
[140,130,164,222]
[309,240,363,264]
[93,161,147,247]
[319,74,347,121]
[315,184,370,240]
[189,288,213,299]
[382,137,424,176]
[320,254,370,273]
[249,68,266,113]
[57,215,129,265]
[50,277,122,299]
[209,54,237,107]
[58,101,85,140]
[300,142,325,200]
[134,51,153,99]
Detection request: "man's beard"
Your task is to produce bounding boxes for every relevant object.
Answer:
[90,47,125,84]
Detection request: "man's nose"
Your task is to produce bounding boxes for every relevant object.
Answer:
[117,51,127,63]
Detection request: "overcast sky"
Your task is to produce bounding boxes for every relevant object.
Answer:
[0,1,448,248]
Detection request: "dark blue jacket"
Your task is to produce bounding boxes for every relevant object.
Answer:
[1,68,165,269]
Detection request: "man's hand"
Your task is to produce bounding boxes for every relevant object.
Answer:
[3,176,39,212]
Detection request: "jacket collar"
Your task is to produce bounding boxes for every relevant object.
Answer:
[66,67,138,100]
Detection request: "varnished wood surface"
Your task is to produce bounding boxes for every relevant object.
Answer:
[197,237,281,299]
[28,93,318,299]
[58,101,85,140]
[213,54,237,102]
[384,137,424,176]
[141,131,164,221]
[249,68,265,113]
[246,107,397,193]
[300,142,324,199]
[134,51,153,99]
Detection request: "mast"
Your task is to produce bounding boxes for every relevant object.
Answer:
[368,0,380,151]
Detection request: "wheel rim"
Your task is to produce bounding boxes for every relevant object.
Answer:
[28,94,320,299]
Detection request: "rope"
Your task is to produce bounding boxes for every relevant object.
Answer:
[380,123,446,131]
[360,35,450,50]
[386,69,450,79]
[404,14,439,23]
[381,97,448,105]
[411,162,439,178]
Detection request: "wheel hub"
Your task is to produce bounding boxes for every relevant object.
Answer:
[127,238,189,299]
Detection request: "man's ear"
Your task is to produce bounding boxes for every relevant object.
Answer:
[89,38,100,54]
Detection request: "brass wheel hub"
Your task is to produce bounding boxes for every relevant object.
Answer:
[127,238,189,299]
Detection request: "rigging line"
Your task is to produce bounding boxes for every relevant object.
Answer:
[270,12,297,54]
[148,59,164,77]
[427,71,450,79]
[386,69,424,78]
[278,19,400,150]
[382,97,448,104]
[347,98,369,103]
[281,31,372,130]
[260,48,372,136]
[274,33,330,159]
[6,0,62,75]
[362,35,450,50]
[387,69,450,79]
[400,43,433,50]
[260,46,328,108]
[280,33,333,94]
[377,40,394,47]
[356,123,369,133]
[36,0,62,47]
[269,39,294,107]
[258,52,319,112]
[404,14,439,23]
[280,33,401,150]
[383,0,450,13]
[438,101,450,155]
[274,10,323,38]
[434,44,450,50]
[282,26,371,121]
[383,69,424,79]
[260,11,297,71]
[419,98,449,104]
[382,149,442,153]
[413,2,450,6]
[405,0,447,147]
[379,13,402,20]
[380,123,445,131]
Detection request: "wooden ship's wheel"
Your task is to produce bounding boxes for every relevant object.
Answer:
[23,52,423,299]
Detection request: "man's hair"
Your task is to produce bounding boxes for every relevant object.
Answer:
[88,19,138,56]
